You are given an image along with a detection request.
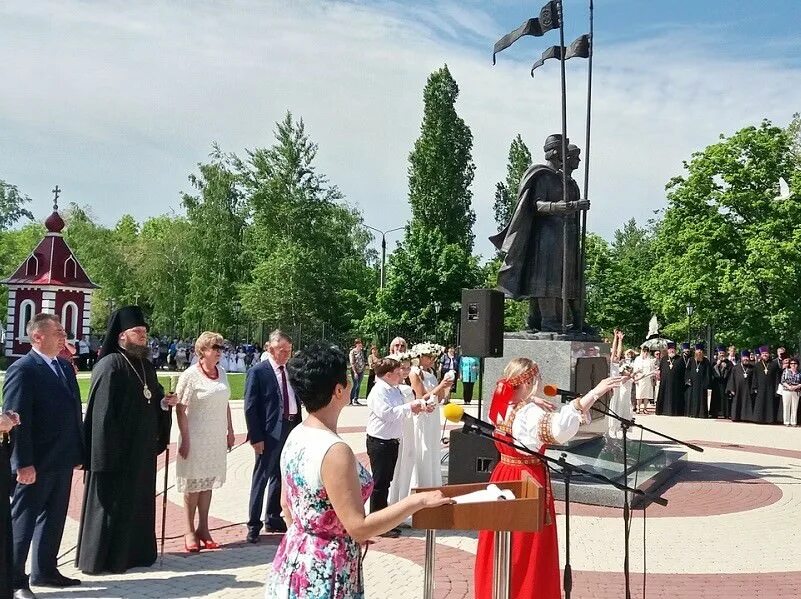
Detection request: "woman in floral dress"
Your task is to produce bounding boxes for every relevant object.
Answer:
[266,345,451,599]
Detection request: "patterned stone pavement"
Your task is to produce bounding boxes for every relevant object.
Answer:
[25,403,801,598]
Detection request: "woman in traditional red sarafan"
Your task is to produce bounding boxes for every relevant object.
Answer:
[474,357,623,599]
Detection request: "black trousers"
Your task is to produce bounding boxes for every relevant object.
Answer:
[366,435,399,513]
[11,469,73,589]
[247,418,299,532]
[462,381,475,404]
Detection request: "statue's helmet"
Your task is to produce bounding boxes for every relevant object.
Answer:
[544,134,568,161]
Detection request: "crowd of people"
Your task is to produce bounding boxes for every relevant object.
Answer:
[607,329,801,427]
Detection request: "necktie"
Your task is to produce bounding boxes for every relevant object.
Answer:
[279,365,290,416]
[51,359,63,380]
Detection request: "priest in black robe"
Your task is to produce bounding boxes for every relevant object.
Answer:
[728,350,753,422]
[75,307,176,574]
[0,413,20,599]
[749,346,781,425]
[680,343,693,414]
[655,342,686,416]
[709,346,733,418]
[686,343,712,418]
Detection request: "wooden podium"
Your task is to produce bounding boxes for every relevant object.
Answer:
[411,473,544,599]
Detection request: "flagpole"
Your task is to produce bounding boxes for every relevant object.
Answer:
[558,0,569,334]
[577,0,593,335]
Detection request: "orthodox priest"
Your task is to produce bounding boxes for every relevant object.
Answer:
[709,346,732,418]
[489,135,588,332]
[749,346,781,424]
[685,343,711,418]
[655,342,686,416]
[728,350,753,422]
[75,306,176,574]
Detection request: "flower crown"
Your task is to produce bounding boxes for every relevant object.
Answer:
[388,350,417,362]
[411,342,445,357]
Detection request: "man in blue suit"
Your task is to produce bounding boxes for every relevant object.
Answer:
[244,330,301,542]
[3,313,83,599]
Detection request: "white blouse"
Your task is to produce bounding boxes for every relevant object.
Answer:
[511,402,587,448]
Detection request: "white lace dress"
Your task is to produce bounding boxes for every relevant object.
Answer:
[389,384,418,505]
[175,363,231,493]
[410,366,443,489]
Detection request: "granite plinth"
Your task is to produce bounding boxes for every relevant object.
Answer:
[482,336,610,439]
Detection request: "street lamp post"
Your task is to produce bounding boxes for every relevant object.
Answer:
[234,301,241,345]
[365,225,404,289]
[686,302,694,345]
[433,301,442,340]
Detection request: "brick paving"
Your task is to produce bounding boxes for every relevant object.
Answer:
[20,404,801,598]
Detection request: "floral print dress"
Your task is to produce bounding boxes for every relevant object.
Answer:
[266,425,374,599]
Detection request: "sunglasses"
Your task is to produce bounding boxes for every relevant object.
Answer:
[211,344,225,351]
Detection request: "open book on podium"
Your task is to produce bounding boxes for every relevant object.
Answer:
[411,472,544,599]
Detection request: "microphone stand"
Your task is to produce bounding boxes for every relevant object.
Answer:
[586,399,703,599]
[460,422,666,599]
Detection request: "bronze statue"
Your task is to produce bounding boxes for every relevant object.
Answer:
[490,135,588,333]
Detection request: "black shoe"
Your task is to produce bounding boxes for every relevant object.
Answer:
[13,589,37,599]
[379,529,401,538]
[246,530,260,543]
[30,573,80,588]
[265,519,287,533]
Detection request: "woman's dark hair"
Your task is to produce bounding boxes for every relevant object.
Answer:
[286,343,348,413]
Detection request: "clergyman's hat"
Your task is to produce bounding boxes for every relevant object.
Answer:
[100,305,149,357]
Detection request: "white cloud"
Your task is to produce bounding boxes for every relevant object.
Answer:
[1,0,799,260]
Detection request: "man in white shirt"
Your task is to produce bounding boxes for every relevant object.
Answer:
[366,358,423,538]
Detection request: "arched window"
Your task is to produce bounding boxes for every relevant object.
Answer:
[61,301,79,339]
[64,256,77,280]
[25,255,39,277]
[18,299,36,341]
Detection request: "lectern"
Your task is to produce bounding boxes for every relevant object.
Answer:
[412,473,544,599]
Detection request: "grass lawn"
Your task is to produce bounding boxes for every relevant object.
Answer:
[5,371,478,403]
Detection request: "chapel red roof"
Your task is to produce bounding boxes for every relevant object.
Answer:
[2,190,99,289]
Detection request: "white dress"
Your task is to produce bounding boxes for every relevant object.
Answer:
[607,362,632,438]
[633,356,656,400]
[410,366,442,489]
[175,364,231,493]
[389,384,418,504]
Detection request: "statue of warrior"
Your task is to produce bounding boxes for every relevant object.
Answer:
[490,135,588,332]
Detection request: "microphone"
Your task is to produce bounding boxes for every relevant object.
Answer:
[442,403,495,435]
[543,384,581,400]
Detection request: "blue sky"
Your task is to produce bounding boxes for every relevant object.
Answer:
[1,0,799,258]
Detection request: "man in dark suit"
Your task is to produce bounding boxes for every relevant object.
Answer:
[3,313,83,599]
[244,330,301,542]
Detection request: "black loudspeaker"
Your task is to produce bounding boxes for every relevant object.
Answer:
[460,289,504,358]
[447,429,500,484]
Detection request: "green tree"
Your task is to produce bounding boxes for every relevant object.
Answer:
[363,66,480,342]
[407,65,476,249]
[645,120,801,348]
[182,146,248,335]
[492,134,531,229]
[0,180,33,232]
[238,113,375,333]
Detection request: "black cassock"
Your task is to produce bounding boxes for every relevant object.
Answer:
[0,441,12,599]
[686,358,712,418]
[749,360,780,425]
[75,353,171,574]
[709,359,733,418]
[727,363,753,422]
[655,355,686,416]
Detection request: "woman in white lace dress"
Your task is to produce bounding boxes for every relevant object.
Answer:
[175,332,235,552]
[408,343,456,489]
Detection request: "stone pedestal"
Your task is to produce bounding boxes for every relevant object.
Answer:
[482,335,610,439]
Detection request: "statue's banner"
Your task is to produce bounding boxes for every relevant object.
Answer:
[492,1,561,65]
[530,34,591,76]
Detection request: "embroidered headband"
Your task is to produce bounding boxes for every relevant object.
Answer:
[504,364,540,388]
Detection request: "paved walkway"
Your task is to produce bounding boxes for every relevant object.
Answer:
[22,403,801,598]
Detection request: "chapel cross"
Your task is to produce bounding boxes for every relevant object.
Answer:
[52,185,61,210]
